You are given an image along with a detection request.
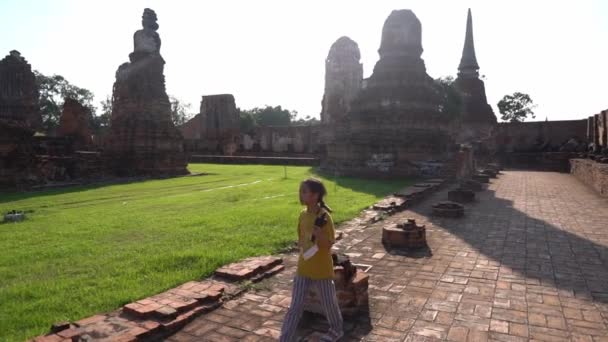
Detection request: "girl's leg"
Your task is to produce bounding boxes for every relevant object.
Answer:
[317,279,343,340]
[279,275,311,342]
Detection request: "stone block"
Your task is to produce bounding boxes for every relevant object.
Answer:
[432,201,464,218]
[472,174,490,183]
[448,189,475,203]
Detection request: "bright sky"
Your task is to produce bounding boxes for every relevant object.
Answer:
[1,1,607,121]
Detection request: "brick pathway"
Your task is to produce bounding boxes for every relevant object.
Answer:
[169,171,608,341]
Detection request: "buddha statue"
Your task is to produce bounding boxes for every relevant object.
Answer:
[131,8,161,60]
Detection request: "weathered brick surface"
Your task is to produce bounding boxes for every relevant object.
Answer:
[215,256,283,281]
[170,171,608,341]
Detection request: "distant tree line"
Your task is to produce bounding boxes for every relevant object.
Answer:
[32,72,322,137]
[238,106,319,133]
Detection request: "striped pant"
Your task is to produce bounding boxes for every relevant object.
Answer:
[279,275,343,342]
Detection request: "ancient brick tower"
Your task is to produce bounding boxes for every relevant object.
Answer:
[323,10,454,177]
[106,9,188,176]
[453,9,497,142]
[0,50,41,186]
[320,36,363,124]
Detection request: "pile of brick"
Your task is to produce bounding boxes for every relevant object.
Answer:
[32,256,284,342]
[214,256,284,282]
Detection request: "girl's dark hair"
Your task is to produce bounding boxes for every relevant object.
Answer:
[301,178,333,212]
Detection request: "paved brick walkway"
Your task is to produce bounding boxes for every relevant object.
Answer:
[169,171,608,341]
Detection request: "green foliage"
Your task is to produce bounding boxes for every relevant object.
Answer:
[435,76,463,118]
[497,92,536,122]
[240,105,297,127]
[169,95,194,126]
[292,115,320,125]
[238,108,256,133]
[35,71,96,133]
[89,96,112,136]
[0,164,412,341]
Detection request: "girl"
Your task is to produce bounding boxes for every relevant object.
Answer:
[279,178,343,342]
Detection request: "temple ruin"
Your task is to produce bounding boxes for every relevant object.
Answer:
[105,8,188,176]
[322,10,454,177]
[181,94,240,155]
[0,50,41,187]
[320,36,363,125]
[58,97,93,149]
[453,9,497,143]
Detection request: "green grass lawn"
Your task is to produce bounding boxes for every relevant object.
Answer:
[0,163,411,341]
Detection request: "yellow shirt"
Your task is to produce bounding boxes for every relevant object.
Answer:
[296,208,336,280]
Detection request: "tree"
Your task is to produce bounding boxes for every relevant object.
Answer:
[435,76,463,117]
[497,92,536,122]
[240,105,297,127]
[35,71,96,133]
[169,95,193,126]
[90,96,112,136]
[238,109,256,133]
[292,115,320,125]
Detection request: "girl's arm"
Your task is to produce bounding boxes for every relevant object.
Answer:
[313,215,335,251]
[313,227,333,250]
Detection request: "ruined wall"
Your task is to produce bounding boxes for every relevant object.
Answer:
[571,159,608,197]
[495,120,587,153]
[241,125,322,154]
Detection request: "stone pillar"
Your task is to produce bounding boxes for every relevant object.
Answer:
[598,111,607,149]
[588,116,595,146]
[594,114,601,149]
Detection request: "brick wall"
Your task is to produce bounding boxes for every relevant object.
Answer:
[496,119,587,152]
[570,159,608,197]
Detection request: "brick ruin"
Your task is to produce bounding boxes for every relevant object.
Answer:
[180,94,325,156]
[570,109,608,196]
[322,10,454,177]
[320,36,363,125]
[58,97,93,150]
[105,8,188,177]
[452,9,497,143]
[0,50,41,187]
[181,94,240,155]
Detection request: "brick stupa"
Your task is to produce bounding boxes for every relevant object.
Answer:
[323,10,454,177]
[453,9,497,142]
